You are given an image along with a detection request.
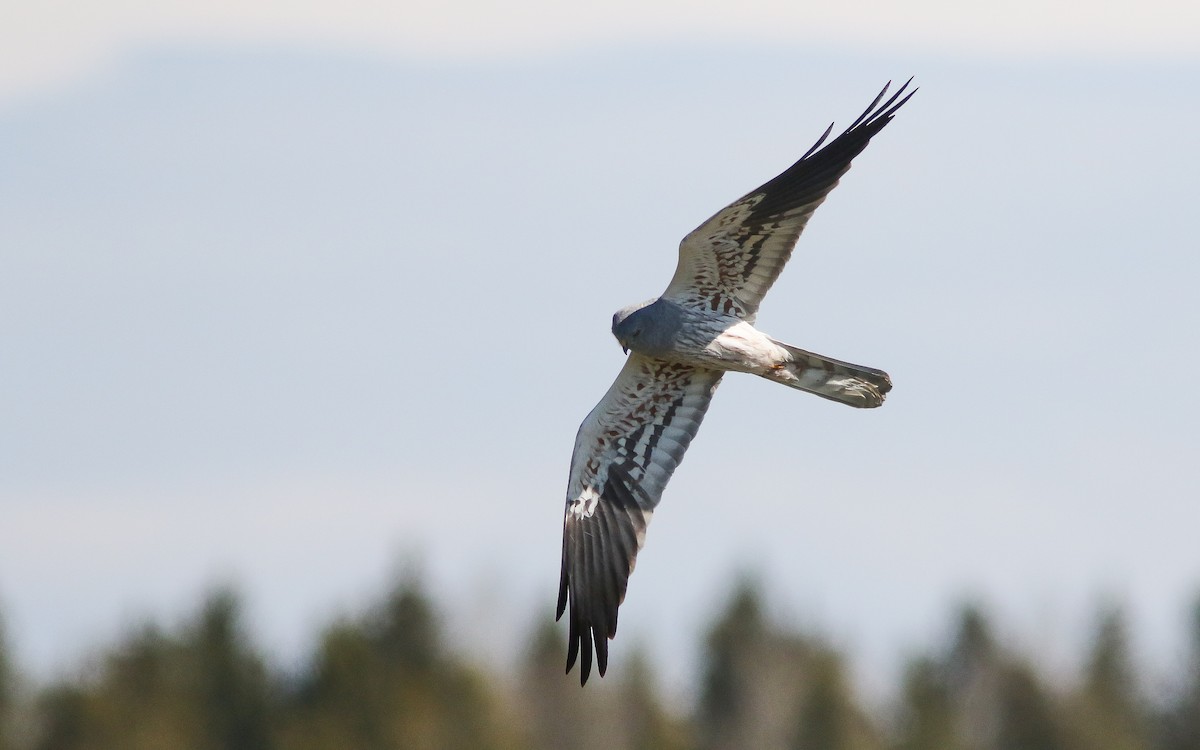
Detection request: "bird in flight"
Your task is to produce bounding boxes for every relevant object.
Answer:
[556,79,915,684]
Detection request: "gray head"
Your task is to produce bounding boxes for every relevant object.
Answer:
[611,298,683,357]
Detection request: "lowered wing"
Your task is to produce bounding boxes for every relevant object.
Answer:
[558,354,723,684]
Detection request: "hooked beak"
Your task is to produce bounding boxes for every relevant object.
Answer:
[618,340,629,355]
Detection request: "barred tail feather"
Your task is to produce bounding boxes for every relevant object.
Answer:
[766,339,892,408]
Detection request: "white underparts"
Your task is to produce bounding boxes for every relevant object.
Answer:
[700,321,788,373]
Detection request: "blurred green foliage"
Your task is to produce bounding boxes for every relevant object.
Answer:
[3,576,1200,750]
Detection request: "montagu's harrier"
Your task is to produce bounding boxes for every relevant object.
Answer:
[557,79,914,684]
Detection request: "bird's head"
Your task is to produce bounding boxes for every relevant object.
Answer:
[611,308,640,354]
[611,298,677,356]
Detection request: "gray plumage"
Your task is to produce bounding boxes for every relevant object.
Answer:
[611,299,685,357]
[557,79,915,684]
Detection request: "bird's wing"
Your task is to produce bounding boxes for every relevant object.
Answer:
[663,79,914,319]
[557,353,723,684]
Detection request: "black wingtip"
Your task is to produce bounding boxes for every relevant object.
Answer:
[594,628,609,678]
[842,77,917,136]
[874,77,916,122]
[558,464,654,688]
[808,77,916,159]
[580,634,593,685]
[556,567,569,621]
[845,79,892,132]
[745,77,916,221]
[798,122,835,161]
[564,599,580,675]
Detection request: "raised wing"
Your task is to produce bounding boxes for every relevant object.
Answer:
[664,79,915,319]
[557,354,723,684]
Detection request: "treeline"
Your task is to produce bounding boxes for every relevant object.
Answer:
[1,575,1199,750]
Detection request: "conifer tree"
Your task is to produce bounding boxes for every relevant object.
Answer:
[1069,604,1149,750]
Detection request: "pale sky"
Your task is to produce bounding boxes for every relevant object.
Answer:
[2,0,1200,701]
[4,0,1200,101]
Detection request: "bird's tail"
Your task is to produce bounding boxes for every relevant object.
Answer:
[764,339,892,408]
